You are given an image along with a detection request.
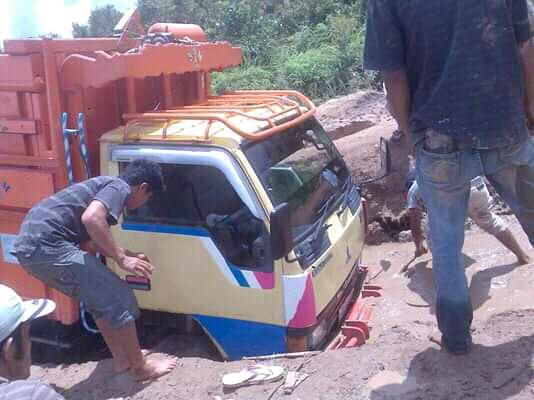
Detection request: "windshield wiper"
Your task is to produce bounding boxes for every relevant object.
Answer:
[305,193,337,255]
[336,177,353,216]
[289,192,336,259]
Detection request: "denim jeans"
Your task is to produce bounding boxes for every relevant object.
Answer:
[415,132,534,352]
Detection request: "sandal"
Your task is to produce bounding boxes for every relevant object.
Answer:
[222,364,285,389]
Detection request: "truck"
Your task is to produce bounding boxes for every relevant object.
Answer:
[0,11,389,360]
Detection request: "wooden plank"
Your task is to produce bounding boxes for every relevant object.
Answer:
[0,154,59,168]
[0,54,42,81]
[0,209,26,223]
[0,168,55,209]
[60,42,242,90]
[0,79,45,92]
[0,119,37,135]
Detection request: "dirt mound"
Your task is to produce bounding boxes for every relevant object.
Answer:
[317,91,512,245]
[317,90,393,141]
[317,91,412,245]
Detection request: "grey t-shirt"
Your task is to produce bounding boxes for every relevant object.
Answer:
[0,378,65,400]
[12,176,131,257]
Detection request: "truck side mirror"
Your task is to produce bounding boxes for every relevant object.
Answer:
[270,203,293,260]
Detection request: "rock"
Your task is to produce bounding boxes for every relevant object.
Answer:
[397,230,413,243]
[366,222,391,246]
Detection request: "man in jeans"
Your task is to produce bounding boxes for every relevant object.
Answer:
[364,1,534,354]
[12,160,177,379]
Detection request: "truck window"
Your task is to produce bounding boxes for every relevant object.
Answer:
[244,119,349,236]
[121,162,271,270]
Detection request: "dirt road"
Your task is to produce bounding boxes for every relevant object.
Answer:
[31,216,534,400]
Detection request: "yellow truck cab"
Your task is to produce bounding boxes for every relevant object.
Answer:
[99,90,370,360]
[0,12,386,360]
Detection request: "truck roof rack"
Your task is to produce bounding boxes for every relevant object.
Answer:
[122,90,316,142]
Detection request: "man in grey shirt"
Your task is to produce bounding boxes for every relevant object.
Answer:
[0,284,62,400]
[12,159,177,381]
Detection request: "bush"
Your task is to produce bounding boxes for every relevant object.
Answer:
[276,45,344,101]
[211,66,277,94]
[134,0,372,103]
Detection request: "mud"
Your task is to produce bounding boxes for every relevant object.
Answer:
[30,219,534,399]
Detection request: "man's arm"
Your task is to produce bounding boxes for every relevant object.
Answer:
[409,207,427,257]
[383,70,411,139]
[520,39,534,127]
[510,0,534,127]
[292,180,334,227]
[81,201,153,277]
[81,240,150,262]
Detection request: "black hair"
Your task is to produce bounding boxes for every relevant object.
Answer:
[120,159,164,195]
[0,324,24,360]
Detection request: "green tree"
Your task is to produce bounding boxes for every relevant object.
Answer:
[72,23,90,38]
[72,5,123,38]
[134,0,371,102]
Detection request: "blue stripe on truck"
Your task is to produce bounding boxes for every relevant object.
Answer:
[194,314,286,360]
[122,222,210,237]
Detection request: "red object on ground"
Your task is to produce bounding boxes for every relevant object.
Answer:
[326,284,382,351]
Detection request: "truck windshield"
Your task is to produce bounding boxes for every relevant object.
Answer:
[244,118,349,240]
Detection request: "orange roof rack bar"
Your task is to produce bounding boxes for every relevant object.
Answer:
[122,90,316,142]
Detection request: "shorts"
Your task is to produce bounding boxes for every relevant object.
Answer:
[16,244,140,329]
[467,178,507,235]
[423,179,506,250]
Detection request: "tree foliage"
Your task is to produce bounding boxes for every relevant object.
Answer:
[136,0,373,102]
[76,1,374,101]
[72,5,123,38]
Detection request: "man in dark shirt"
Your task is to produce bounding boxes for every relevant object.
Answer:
[364,0,534,354]
[12,160,177,380]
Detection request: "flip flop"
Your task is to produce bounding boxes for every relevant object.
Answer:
[222,364,285,389]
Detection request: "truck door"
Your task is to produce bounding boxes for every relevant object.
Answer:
[108,146,287,359]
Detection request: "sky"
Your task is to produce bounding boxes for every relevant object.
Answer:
[0,0,137,45]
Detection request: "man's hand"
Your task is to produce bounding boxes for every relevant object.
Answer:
[118,255,155,278]
[526,103,534,134]
[125,249,151,262]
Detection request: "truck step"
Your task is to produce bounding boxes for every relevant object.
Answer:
[325,284,382,351]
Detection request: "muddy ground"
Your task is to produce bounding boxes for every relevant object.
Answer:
[31,92,534,399]
[32,217,534,400]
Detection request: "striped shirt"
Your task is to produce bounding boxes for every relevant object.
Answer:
[12,176,131,257]
[0,378,65,400]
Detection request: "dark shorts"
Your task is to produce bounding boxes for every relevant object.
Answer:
[17,245,140,329]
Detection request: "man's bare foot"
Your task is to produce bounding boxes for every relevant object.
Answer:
[132,354,178,381]
[428,334,442,347]
[113,360,130,374]
[113,349,153,374]
[518,254,531,265]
